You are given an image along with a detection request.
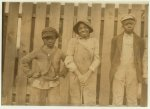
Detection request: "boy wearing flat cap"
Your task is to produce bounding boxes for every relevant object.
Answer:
[21,27,67,105]
[65,20,100,105]
[110,14,144,106]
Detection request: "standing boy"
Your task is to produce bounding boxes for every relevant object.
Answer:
[110,14,144,106]
[65,20,100,105]
[21,27,67,105]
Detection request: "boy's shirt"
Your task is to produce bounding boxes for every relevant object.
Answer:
[65,37,100,73]
[21,45,65,89]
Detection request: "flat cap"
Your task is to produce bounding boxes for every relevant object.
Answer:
[121,14,136,23]
[42,27,59,38]
[73,20,93,34]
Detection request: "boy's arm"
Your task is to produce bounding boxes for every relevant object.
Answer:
[64,38,78,72]
[89,39,100,72]
[59,51,68,77]
[21,50,37,77]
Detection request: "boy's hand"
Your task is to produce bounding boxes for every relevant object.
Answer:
[81,69,93,84]
[59,67,68,78]
[26,71,33,78]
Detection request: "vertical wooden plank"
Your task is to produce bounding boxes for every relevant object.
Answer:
[2,3,19,104]
[91,4,101,39]
[15,3,33,105]
[2,2,7,84]
[33,3,46,49]
[49,3,61,47]
[131,4,143,36]
[117,4,129,35]
[99,4,115,105]
[61,4,74,53]
[77,4,88,20]
[144,4,148,38]
[49,3,61,32]
[60,3,74,104]
[91,4,101,104]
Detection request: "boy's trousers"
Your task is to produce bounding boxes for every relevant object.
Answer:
[112,64,138,106]
[30,85,60,105]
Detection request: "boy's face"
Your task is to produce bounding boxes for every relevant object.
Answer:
[122,19,136,34]
[78,23,90,38]
[42,32,57,48]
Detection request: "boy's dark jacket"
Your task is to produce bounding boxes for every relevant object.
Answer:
[110,32,145,83]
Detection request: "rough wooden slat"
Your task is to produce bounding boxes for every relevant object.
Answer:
[49,3,61,47]
[77,4,88,21]
[33,3,47,49]
[91,4,101,104]
[2,3,19,105]
[117,4,129,35]
[144,5,148,38]
[131,4,142,36]
[91,4,101,39]
[60,3,74,104]
[61,4,74,53]
[99,4,115,105]
[15,3,33,105]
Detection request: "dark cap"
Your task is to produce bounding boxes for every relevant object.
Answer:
[121,14,136,23]
[42,27,59,38]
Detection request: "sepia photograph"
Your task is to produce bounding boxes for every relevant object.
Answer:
[1,0,149,107]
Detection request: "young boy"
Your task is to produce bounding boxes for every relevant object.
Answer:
[65,20,100,105]
[21,27,67,105]
[110,14,144,106]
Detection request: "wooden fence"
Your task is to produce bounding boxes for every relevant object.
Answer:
[2,2,148,105]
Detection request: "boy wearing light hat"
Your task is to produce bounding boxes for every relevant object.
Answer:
[65,20,100,105]
[110,14,144,106]
[21,27,67,105]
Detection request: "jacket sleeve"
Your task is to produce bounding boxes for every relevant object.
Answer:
[64,38,78,72]
[21,50,37,75]
[110,37,116,63]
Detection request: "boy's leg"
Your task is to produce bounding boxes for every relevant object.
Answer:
[126,68,138,106]
[84,71,97,105]
[69,72,81,105]
[47,85,60,105]
[30,87,47,105]
[112,78,125,106]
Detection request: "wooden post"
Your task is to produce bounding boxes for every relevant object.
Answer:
[99,4,115,105]
[2,3,19,105]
